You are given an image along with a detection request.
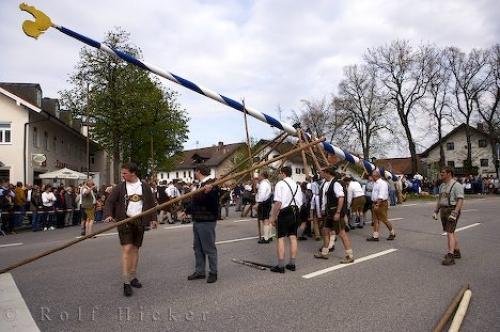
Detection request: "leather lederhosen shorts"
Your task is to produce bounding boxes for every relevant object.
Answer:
[118,220,145,247]
[324,207,346,234]
[440,206,460,233]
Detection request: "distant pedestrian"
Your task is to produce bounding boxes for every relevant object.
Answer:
[433,167,464,266]
[367,170,396,242]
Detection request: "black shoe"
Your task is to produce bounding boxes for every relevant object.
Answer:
[270,265,285,273]
[207,273,217,283]
[257,238,268,244]
[285,264,296,271]
[357,225,364,229]
[387,234,396,241]
[329,246,335,252]
[130,278,142,288]
[453,249,461,259]
[123,283,133,297]
[366,236,379,242]
[187,272,206,280]
[298,236,308,241]
[442,253,455,266]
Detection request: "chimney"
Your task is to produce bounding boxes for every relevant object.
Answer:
[217,141,224,151]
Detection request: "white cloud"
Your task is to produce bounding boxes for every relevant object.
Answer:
[1,0,498,152]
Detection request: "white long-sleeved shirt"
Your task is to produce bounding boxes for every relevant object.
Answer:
[165,184,180,198]
[371,178,389,201]
[42,191,56,207]
[347,181,364,207]
[255,179,272,203]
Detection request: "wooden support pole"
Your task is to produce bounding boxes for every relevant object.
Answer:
[433,284,469,332]
[242,99,253,180]
[297,129,311,176]
[300,130,322,172]
[0,137,325,275]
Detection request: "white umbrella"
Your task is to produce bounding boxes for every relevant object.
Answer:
[38,167,88,180]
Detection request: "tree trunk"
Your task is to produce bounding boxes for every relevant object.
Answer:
[402,122,418,173]
[112,145,120,184]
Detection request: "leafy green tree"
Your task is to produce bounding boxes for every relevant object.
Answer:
[60,28,188,182]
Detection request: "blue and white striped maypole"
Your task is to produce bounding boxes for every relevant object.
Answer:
[20,3,390,177]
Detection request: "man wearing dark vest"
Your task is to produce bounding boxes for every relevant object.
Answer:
[187,165,220,283]
[314,166,354,263]
[104,162,158,297]
[433,167,464,266]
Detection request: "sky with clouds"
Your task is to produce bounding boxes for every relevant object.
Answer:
[1,0,499,155]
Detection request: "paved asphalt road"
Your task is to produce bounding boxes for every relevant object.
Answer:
[0,196,499,331]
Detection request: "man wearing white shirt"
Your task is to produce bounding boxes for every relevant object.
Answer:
[165,180,181,224]
[255,171,273,243]
[104,162,158,297]
[41,185,57,231]
[314,167,354,263]
[310,175,322,240]
[367,170,396,241]
[269,166,303,273]
[344,176,366,229]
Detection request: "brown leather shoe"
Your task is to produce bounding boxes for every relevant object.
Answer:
[340,256,354,264]
[442,253,455,266]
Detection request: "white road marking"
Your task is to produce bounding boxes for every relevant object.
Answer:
[233,219,253,223]
[366,217,404,224]
[461,209,478,212]
[441,223,480,236]
[0,243,23,248]
[302,249,398,279]
[400,203,417,207]
[164,224,192,230]
[75,232,117,239]
[0,273,39,331]
[216,236,259,245]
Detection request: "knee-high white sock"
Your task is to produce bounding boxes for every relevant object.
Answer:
[328,233,336,249]
[269,225,276,238]
[262,224,268,240]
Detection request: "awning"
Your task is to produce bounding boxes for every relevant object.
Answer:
[38,167,88,180]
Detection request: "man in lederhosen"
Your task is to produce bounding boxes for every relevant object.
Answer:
[367,170,396,242]
[104,162,158,297]
[269,166,303,273]
[314,167,354,263]
[433,167,464,266]
[255,171,273,243]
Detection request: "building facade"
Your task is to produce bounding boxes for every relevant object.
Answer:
[0,83,109,185]
[420,123,498,177]
[157,142,247,183]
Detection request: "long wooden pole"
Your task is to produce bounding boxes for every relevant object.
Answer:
[220,132,288,179]
[0,137,325,274]
[297,129,311,176]
[242,99,253,181]
[433,284,469,332]
[300,130,322,172]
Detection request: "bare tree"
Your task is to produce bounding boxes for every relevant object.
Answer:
[333,64,391,159]
[423,46,453,167]
[290,97,349,145]
[475,45,500,164]
[446,47,491,171]
[365,40,435,173]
